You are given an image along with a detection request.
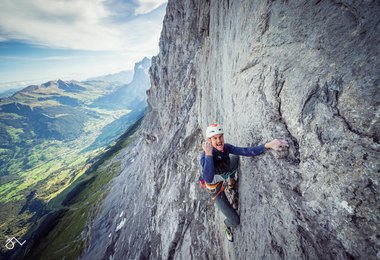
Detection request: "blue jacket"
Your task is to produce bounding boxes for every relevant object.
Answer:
[200,143,266,183]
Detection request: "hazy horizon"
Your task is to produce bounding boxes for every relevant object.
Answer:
[0,0,167,92]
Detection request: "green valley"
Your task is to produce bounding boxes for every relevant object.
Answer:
[8,118,143,260]
[0,58,151,255]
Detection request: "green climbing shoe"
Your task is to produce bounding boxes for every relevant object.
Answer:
[224,224,234,242]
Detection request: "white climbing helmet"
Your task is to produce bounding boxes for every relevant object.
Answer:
[206,124,224,138]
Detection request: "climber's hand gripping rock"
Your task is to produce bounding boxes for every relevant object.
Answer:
[264,139,288,151]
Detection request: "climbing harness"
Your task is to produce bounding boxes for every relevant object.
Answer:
[199,168,238,203]
[211,183,224,203]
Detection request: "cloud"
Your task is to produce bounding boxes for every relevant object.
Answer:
[135,0,167,15]
[0,78,57,92]
[0,0,167,51]
[0,55,81,61]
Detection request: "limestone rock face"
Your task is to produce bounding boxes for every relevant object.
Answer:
[82,1,380,259]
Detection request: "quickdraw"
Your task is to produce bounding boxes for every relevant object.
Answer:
[222,168,238,180]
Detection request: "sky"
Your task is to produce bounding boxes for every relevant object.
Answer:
[0,0,167,92]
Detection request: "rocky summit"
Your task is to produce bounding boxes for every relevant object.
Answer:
[81,1,380,259]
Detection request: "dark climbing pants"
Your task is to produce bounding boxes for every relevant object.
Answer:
[212,155,240,228]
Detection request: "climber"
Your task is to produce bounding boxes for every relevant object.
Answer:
[200,123,288,242]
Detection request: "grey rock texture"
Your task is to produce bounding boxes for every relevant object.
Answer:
[81,0,380,259]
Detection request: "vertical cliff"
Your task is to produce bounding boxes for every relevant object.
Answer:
[81,1,380,259]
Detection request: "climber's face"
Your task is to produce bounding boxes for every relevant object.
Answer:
[208,134,224,152]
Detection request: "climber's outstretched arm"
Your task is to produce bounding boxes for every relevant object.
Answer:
[228,139,288,156]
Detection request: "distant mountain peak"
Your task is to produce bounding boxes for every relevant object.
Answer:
[135,57,151,71]
[16,80,86,95]
[19,84,40,93]
[87,57,151,85]
[133,57,151,81]
[87,71,134,84]
[90,57,151,110]
[56,80,86,92]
